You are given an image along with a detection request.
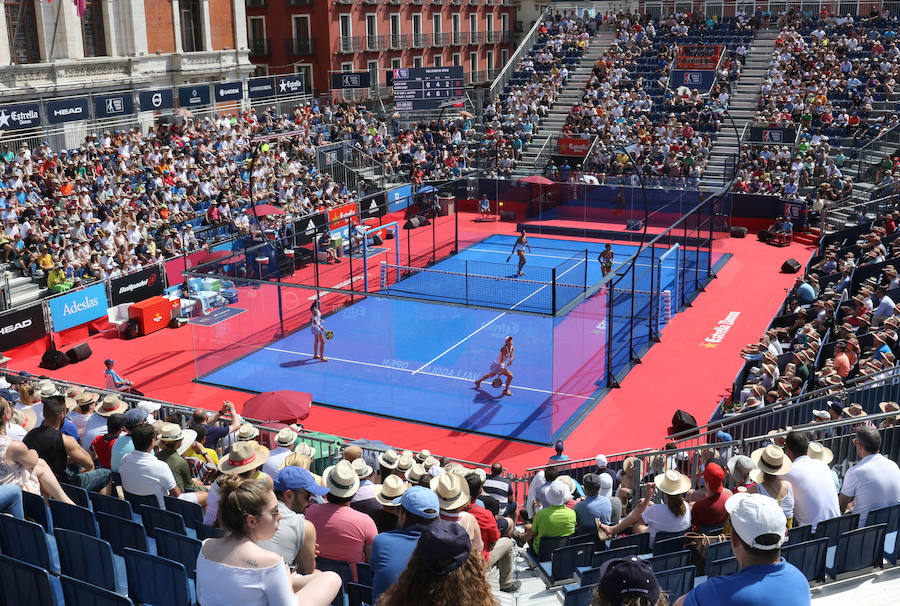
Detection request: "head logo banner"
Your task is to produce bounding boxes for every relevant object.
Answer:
[0,103,41,130]
[214,81,244,102]
[0,303,46,351]
[138,89,174,111]
[178,85,211,107]
[94,93,135,119]
[48,282,108,332]
[46,97,90,124]
[109,265,165,306]
[248,77,276,99]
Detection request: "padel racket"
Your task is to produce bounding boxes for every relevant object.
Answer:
[506,255,512,262]
[324,330,334,340]
[491,377,503,388]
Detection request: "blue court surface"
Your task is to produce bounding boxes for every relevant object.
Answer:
[199,235,715,443]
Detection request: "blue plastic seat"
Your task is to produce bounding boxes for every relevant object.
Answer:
[164,495,204,531]
[96,511,156,556]
[90,491,139,522]
[347,582,372,606]
[61,574,135,605]
[535,533,574,561]
[138,503,197,539]
[55,528,128,595]
[654,565,695,599]
[829,524,887,579]
[538,542,593,586]
[708,557,739,577]
[0,553,64,605]
[49,499,99,537]
[61,483,91,508]
[123,490,159,511]
[782,537,828,582]
[316,556,351,606]
[562,582,596,606]
[589,544,640,569]
[0,513,60,574]
[865,503,900,564]
[609,532,650,554]
[648,549,691,572]
[22,489,53,532]
[703,539,734,575]
[785,524,812,546]
[814,513,860,568]
[653,534,687,556]
[356,561,373,586]
[155,528,202,580]
[124,547,194,606]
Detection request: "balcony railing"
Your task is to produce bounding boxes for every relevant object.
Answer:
[433,32,449,46]
[411,33,432,48]
[451,31,465,45]
[469,69,486,83]
[246,0,265,7]
[502,30,514,43]
[286,37,315,56]
[365,35,386,51]
[249,38,270,56]
[486,30,501,43]
[470,31,485,44]
[338,36,362,53]
[286,0,312,5]
[389,34,408,50]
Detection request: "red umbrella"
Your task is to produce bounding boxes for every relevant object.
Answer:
[250,204,286,217]
[519,175,554,185]
[241,390,311,424]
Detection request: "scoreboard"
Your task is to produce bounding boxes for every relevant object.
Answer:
[391,67,464,110]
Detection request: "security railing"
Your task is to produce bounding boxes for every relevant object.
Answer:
[248,38,270,56]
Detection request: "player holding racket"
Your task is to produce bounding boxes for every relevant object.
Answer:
[599,243,614,277]
[507,229,531,276]
[474,336,515,396]
[311,299,327,361]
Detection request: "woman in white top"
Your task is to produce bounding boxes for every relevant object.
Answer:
[599,470,692,547]
[748,444,795,528]
[196,475,341,606]
[310,300,326,362]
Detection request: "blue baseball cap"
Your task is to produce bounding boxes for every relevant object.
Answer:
[274,466,329,496]
[392,486,440,520]
[416,519,471,575]
[123,408,146,429]
[104,359,115,366]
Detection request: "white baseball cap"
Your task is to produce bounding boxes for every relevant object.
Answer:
[598,473,613,498]
[725,493,787,550]
[595,454,608,468]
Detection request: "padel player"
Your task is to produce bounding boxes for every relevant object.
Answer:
[599,244,614,277]
[311,299,327,361]
[510,229,532,276]
[474,336,515,396]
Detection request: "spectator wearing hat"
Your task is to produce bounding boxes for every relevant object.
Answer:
[257,466,328,574]
[806,442,840,493]
[192,401,242,451]
[371,486,441,600]
[90,413,124,469]
[203,440,273,526]
[378,448,401,479]
[674,493,810,606]
[783,431,839,530]
[747,445,794,528]
[600,470,692,548]
[483,462,516,518]
[839,425,900,526]
[432,473,484,556]
[878,401,900,428]
[591,556,665,606]
[529,479,577,555]
[157,423,207,506]
[196,475,341,606]
[379,519,495,606]
[727,455,757,491]
[350,455,380,503]
[262,427,298,477]
[464,472,520,593]
[370,474,410,533]
[24,394,111,494]
[575,473,621,535]
[342,445,363,462]
[119,423,183,507]
[305,459,378,578]
[71,391,104,450]
[595,453,617,489]
[690,462,733,531]
[110,407,148,472]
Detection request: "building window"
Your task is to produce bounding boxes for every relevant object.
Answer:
[452,52,461,66]
[341,61,353,71]
[433,54,442,67]
[413,55,423,68]
[248,16,267,55]
[469,51,477,81]
[81,0,106,57]
[433,12,441,34]
[181,0,204,52]
[5,0,39,63]
[254,64,269,77]
[391,57,401,71]
[368,59,379,84]
[295,65,313,92]
[501,48,508,65]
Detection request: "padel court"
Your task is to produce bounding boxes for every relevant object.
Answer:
[198,233,724,443]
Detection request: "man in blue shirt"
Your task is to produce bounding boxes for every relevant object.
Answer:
[574,473,616,534]
[370,486,439,601]
[674,493,810,606]
[548,439,570,462]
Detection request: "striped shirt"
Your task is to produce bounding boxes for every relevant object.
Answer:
[483,474,512,504]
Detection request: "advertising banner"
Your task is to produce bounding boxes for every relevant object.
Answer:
[109,265,165,306]
[214,81,244,102]
[360,195,387,219]
[48,282,108,332]
[293,211,329,246]
[0,103,41,130]
[669,70,717,93]
[386,184,412,214]
[0,303,46,351]
[277,75,306,96]
[330,72,371,90]
[138,89,174,111]
[46,97,90,124]
[94,93,135,119]
[248,77,276,99]
[745,126,798,145]
[675,45,723,69]
[178,85,211,107]
[558,137,592,157]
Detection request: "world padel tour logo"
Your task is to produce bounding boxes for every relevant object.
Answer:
[701,311,740,348]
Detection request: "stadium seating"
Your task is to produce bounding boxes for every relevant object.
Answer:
[828,524,887,579]
[537,542,594,585]
[154,528,202,580]
[0,514,61,575]
[49,499,100,537]
[55,528,129,596]
[60,574,135,606]
[96,511,156,557]
[0,553,63,606]
[866,503,900,564]
[782,538,829,583]
[123,547,194,606]
[655,565,696,599]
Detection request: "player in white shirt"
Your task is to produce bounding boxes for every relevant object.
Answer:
[474,336,515,396]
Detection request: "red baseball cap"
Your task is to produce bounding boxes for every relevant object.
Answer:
[703,462,725,493]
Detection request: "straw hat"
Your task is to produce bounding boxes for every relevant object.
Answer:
[65,386,84,398]
[236,423,260,441]
[879,401,900,419]
[218,441,270,475]
[158,423,198,456]
[415,449,431,464]
[843,403,867,417]
[654,470,691,496]
[378,449,399,470]
[295,442,316,458]
[39,384,59,399]
[351,456,373,479]
[622,456,639,474]
[557,475,578,496]
[430,473,471,511]
[422,456,439,469]
[807,442,834,465]
[75,391,100,406]
[405,463,428,483]
[750,444,793,480]
[10,407,36,432]
[396,454,415,473]
[375,474,409,506]
[274,427,297,448]
[322,460,360,498]
[96,395,127,417]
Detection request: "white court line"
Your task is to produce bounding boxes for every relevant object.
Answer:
[264,346,589,399]
[467,247,683,270]
[410,258,586,375]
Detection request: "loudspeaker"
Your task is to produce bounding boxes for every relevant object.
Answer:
[670,409,698,437]
[66,343,93,363]
[730,226,748,238]
[372,233,384,246]
[416,215,431,226]
[500,210,516,221]
[404,217,420,229]
[40,348,69,370]
[781,258,801,273]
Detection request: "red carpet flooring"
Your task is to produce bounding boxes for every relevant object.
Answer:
[7,215,816,474]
